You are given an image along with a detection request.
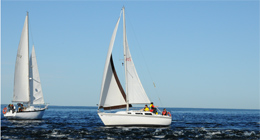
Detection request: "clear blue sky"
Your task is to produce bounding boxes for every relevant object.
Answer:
[1,1,259,109]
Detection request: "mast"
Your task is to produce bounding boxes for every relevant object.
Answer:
[122,6,129,111]
[27,11,30,107]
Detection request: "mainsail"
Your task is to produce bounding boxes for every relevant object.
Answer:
[13,13,30,103]
[124,38,150,104]
[122,7,150,104]
[29,45,45,105]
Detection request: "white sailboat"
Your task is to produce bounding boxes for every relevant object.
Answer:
[97,7,172,126]
[3,12,48,120]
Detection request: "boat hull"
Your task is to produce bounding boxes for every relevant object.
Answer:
[98,111,172,126]
[4,109,45,120]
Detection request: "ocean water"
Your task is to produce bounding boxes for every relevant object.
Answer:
[1,105,259,139]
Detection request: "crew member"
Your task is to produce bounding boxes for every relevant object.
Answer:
[150,102,158,114]
[162,108,171,116]
[143,105,149,111]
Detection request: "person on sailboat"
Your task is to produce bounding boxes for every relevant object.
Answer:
[11,104,15,113]
[142,105,149,111]
[18,103,25,112]
[8,104,15,113]
[162,108,171,116]
[21,104,25,111]
[149,102,158,114]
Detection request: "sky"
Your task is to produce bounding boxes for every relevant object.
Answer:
[1,0,259,109]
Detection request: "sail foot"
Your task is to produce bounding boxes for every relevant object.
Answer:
[100,104,132,110]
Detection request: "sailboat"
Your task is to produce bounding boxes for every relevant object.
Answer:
[97,7,172,126]
[3,12,48,120]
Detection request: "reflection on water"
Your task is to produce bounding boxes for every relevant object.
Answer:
[1,105,260,139]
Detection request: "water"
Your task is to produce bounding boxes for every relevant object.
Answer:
[1,105,260,139]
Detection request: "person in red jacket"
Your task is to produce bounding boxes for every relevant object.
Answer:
[149,102,158,114]
[162,108,171,116]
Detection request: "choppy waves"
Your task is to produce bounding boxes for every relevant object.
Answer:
[1,124,259,139]
[1,106,260,139]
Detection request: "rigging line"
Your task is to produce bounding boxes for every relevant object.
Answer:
[156,107,162,114]
[125,12,164,107]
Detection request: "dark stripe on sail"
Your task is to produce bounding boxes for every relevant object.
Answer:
[110,55,126,100]
[108,55,132,109]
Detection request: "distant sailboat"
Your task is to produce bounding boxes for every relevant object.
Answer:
[3,12,48,120]
[97,7,172,126]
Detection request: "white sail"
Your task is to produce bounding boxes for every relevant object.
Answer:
[29,45,44,105]
[99,56,128,110]
[13,14,30,103]
[99,14,129,110]
[124,37,151,104]
[122,7,150,104]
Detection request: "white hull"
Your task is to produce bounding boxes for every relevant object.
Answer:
[4,107,46,120]
[98,110,172,126]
